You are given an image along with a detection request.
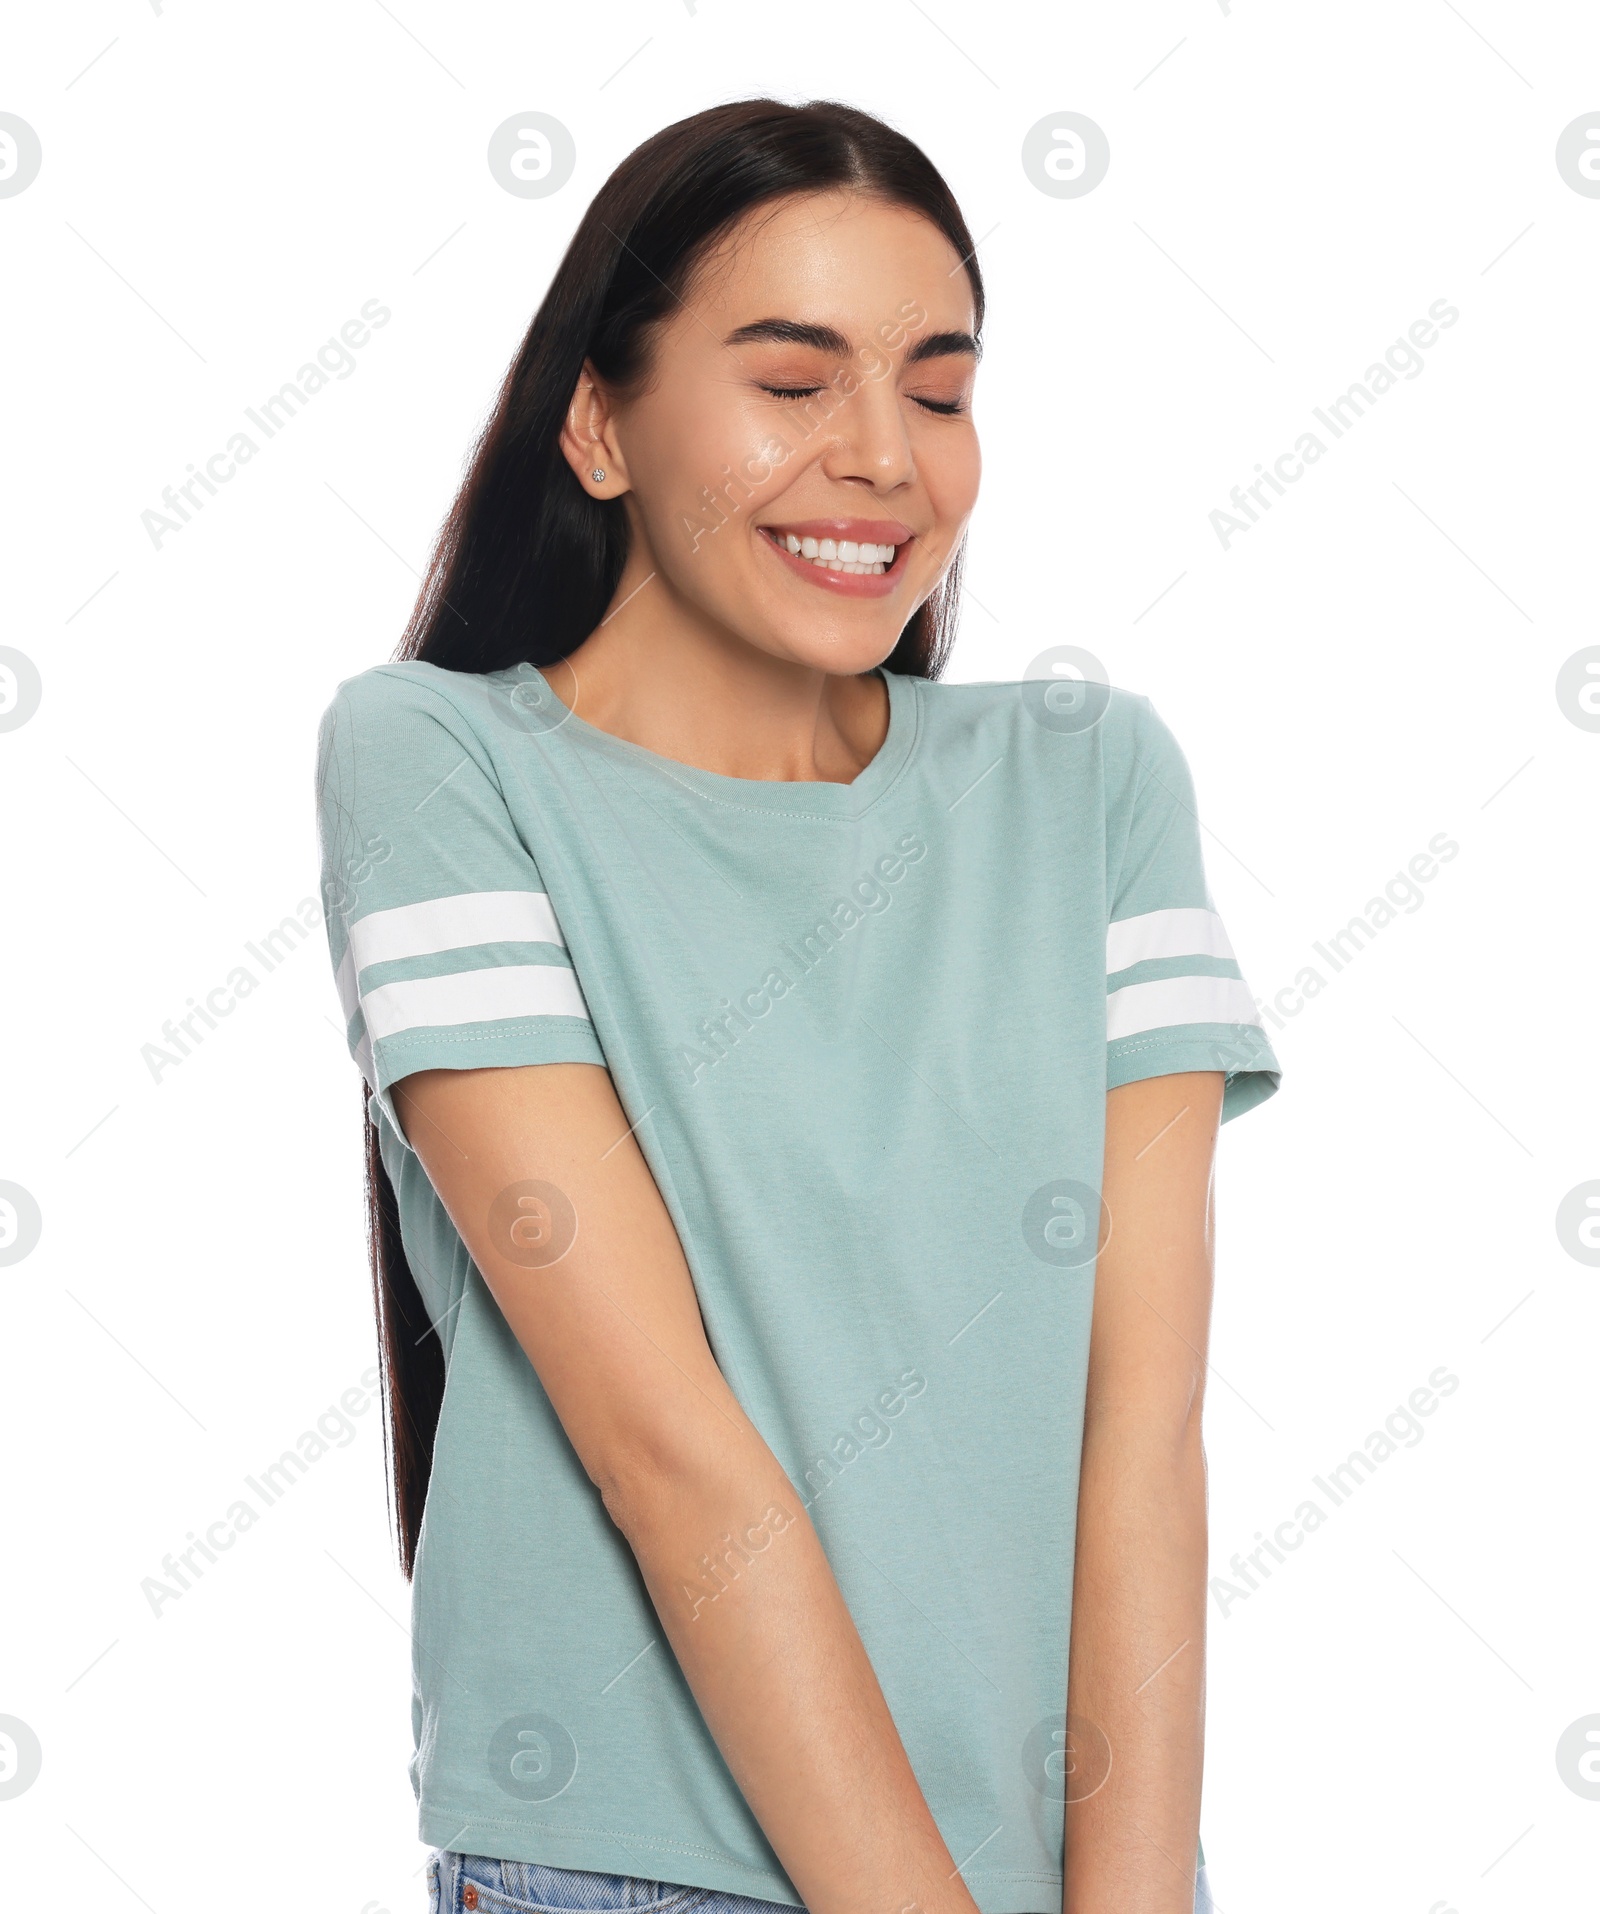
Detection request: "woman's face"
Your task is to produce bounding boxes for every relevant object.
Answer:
[576,190,982,677]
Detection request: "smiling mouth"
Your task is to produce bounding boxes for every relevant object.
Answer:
[758,526,907,577]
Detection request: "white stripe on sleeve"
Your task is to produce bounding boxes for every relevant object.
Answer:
[361,963,591,1045]
[1106,974,1260,1042]
[1106,906,1235,973]
[348,889,567,975]
[334,944,359,1027]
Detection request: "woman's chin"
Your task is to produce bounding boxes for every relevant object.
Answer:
[718,594,909,678]
[762,628,903,677]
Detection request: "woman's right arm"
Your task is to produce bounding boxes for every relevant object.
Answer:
[396,1059,979,1914]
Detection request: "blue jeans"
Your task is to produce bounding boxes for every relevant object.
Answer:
[426,1851,1216,1913]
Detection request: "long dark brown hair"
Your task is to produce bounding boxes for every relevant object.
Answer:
[368,96,985,1576]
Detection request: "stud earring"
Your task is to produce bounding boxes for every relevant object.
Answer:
[591,467,606,484]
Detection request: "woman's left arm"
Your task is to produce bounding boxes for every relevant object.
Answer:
[1063,1069,1225,1914]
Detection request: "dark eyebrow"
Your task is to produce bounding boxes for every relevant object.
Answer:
[722,319,851,354]
[905,329,980,365]
[721,318,981,365]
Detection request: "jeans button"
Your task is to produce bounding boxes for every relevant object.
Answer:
[463,1887,479,1910]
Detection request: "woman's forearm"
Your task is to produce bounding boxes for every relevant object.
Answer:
[396,1064,975,1914]
[606,1424,980,1914]
[1063,1413,1208,1914]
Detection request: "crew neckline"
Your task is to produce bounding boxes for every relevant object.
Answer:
[514,663,919,818]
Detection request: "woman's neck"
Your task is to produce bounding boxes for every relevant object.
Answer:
[557,581,891,786]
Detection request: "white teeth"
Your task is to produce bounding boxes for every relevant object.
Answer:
[769,530,901,574]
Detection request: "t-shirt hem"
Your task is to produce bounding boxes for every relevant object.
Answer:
[369,1020,609,1149]
[374,1017,606,1079]
[418,1805,805,1906]
[1107,1025,1281,1123]
[416,1804,1066,1913]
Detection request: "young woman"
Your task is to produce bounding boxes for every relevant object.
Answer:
[316,99,1278,1914]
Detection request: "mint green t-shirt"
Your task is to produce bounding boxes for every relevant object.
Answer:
[314,660,1277,1912]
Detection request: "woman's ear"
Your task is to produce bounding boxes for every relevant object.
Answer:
[558,361,629,497]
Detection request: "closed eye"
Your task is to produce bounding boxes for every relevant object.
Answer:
[758,383,968,416]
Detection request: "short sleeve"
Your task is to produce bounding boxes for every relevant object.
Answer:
[1105,698,1280,1122]
[315,666,606,1151]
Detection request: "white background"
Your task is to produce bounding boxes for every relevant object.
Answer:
[3,3,1597,1910]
